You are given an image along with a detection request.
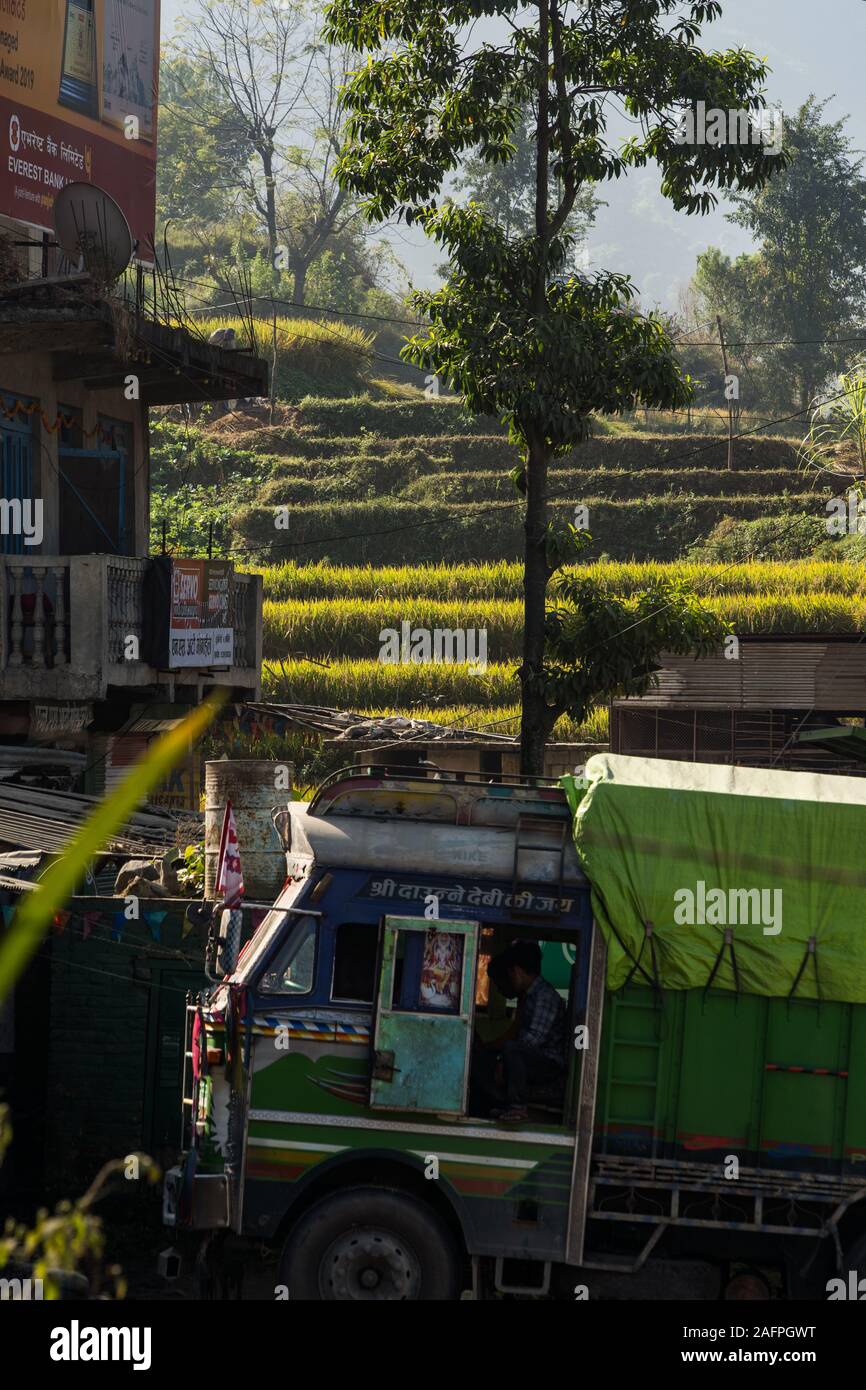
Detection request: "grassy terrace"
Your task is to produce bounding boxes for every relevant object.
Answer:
[257,559,866,601]
[258,561,866,734]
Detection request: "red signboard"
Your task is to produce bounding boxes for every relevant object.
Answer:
[0,1,160,255]
[169,559,234,670]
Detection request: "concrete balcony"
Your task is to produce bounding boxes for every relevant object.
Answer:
[0,555,262,702]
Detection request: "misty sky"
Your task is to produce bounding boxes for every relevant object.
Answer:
[160,0,866,310]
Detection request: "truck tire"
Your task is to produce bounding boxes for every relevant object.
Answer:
[278,1186,461,1301]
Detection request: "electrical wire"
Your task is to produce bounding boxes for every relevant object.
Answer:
[177,381,853,563]
[168,271,866,350]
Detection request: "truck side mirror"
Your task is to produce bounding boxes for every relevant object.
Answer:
[204,906,231,981]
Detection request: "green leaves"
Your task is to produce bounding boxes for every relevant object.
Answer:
[404,256,691,452]
[0,696,225,1004]
[542,573,730,725]
[324,2,783,456]
[324,0,781,771]
[799,361,866,482]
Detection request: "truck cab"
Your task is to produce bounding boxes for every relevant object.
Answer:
[165,766,603,1299]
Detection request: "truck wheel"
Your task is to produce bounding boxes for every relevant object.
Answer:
[278,1186,461,1301]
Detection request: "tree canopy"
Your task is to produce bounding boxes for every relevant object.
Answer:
[325,0,785,771]
[690,96,866,414]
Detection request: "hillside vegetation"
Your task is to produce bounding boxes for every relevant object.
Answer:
[150,383,858,759]
[152,394,833,565]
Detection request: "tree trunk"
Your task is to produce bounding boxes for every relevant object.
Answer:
[261,146,279,289]
[519,0,552,780]
[520,433,554,777]
[292,259,308,305]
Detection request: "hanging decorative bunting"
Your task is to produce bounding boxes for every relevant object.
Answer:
[216,800,245,908]
[82,912,101,940]
[144,909,168,943]
[1,903,16,926]
[52,909,71,935]
[0,399,117,443]
[111,911,126,942]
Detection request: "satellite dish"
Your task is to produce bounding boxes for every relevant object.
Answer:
[53,182,134,281]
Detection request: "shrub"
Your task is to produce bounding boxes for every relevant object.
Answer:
[691,513,829,562]
[233,496,824,565]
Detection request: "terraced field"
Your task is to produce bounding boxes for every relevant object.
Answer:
[153,394,830,564]
[259,561,866,743]
[151,393,859,755]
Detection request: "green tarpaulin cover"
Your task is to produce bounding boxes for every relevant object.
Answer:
[562,753,866,1004]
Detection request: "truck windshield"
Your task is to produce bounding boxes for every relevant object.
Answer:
[229,877,308,984]
[259,915,317,994]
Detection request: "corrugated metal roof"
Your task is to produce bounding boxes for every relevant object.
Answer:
[0,784,192,857]
[614,641,866,710]
[124,716,185,735]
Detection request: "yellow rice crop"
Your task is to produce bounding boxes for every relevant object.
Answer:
[257,559,866,603]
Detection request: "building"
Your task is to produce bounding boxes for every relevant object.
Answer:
[0,2,268,799]
[0,241,268,797]
[0,1,271,1207]
[611,634,866,776]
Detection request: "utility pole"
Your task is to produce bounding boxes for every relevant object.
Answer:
[269,299,278,427]
[717,315,734,472]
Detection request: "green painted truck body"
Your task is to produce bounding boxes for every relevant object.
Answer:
[595,986,866,1169]
[168,761,866,1292]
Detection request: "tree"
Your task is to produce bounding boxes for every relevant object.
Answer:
[166,4,374,308]
[276,42,363,303]
[692,97,866,415]
[156,55,249,230]
[689,247,769,411]
[661,296,723,426]
[546,573,728,730]
[453,106,601,261]
[325,0,784,773]
[172,0,314,286]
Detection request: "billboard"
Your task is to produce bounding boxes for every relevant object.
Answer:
[0,1,160,255]
[169,559,235,670]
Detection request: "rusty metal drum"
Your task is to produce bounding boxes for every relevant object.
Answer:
[204,759,293,901]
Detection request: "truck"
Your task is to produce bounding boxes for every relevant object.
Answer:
[163,754,866,1300]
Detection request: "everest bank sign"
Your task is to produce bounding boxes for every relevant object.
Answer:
[0,1,159,255]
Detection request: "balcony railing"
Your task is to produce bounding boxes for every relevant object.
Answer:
[0,555,262,701]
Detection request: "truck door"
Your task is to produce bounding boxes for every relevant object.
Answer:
[370,916,479,1115]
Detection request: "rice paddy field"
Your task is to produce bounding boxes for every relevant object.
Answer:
[154,389,862,759]
[258,560,866,741]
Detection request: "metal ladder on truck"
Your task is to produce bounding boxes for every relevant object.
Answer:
[511,813,568,916]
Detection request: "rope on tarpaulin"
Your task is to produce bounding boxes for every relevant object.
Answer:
[703,926,741,1006]
[787,935,822,1017]
[622,918,664,1007]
